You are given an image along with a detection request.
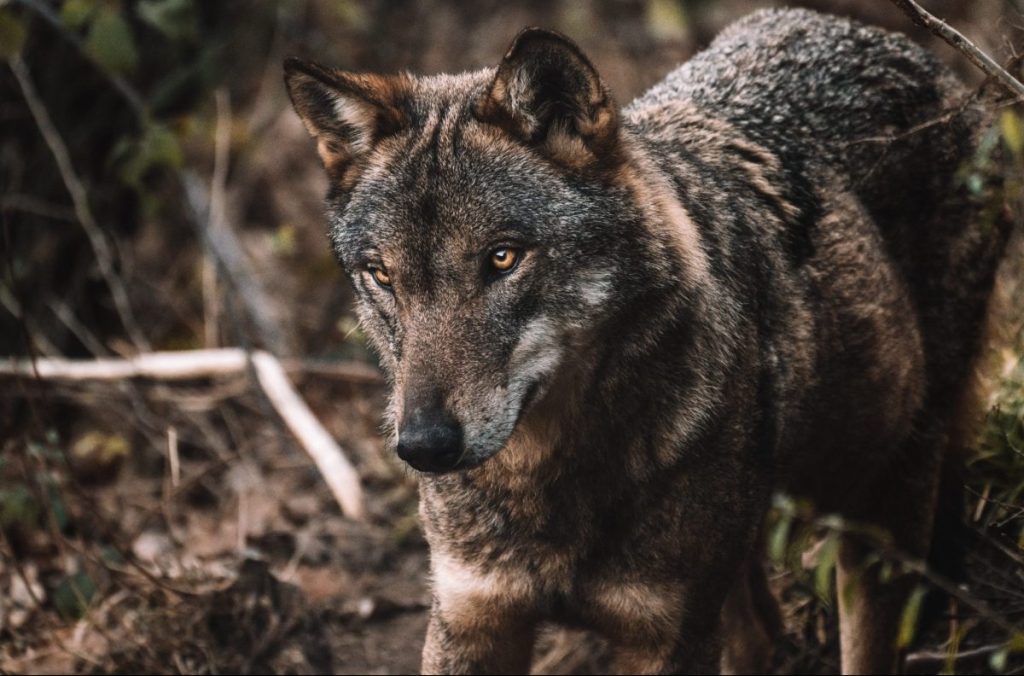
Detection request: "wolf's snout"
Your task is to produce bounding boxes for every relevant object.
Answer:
[397,408,464,473]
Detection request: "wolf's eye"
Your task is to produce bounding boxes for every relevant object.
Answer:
[368,264,392,288]
[489,247,520,273]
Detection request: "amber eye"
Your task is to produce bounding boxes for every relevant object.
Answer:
[489,247,520,273]
[369,264,392,288]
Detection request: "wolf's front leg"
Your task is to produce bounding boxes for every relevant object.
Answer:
[421,598,536,675]
[612,616,724,675]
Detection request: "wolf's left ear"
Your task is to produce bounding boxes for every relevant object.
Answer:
[284,57,410,179]
[474,28,619,163]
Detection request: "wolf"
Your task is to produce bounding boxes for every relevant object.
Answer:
[285,7,1011,674]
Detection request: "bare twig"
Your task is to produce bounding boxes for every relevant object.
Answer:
[49,300,110,357]
[890,0,1024,100]
[249,352,365,520]
[905,643,1007,674]
[0,349,371,519]
[166,426,181,488]
[0,284,61,356]
[9,58,151,351]
[184,173,290,355]
[203,90,233,348]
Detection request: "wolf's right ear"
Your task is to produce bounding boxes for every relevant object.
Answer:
[284,58,410,179]
[474,28,619,165]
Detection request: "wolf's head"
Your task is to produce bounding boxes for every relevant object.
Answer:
[285,29,675,473]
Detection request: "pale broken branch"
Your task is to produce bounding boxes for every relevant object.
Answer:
[0,349,374,520]
[249,352,365,520]
[890,0,1024,100]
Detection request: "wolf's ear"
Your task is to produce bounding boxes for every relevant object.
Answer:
[474,28,619,163]
[284,57,410,178]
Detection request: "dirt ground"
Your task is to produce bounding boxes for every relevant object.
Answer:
[2,0,1024,674]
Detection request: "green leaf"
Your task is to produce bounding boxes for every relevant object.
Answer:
[966,173,985,197]
[646,0,688,42]
[53,571,97,619]
[45,481,70,532]
[0,10,28,62]
[136,0,197,42]
[896,585,927,649]
[768,513,791,565]
[814,534,839,605]
[0,484,39,531]
[85,8,138,76]
[114,121,184,187]
[990,648,1009,673]
[60,0,99,29]
[1002,111,1024,158]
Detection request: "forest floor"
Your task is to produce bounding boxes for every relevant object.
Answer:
[2,361,1023,674]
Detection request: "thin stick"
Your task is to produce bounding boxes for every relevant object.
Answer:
[166,426,180,488]
[890,0,1024,100]
[203,90,233,348]
[0,349,381,383]
[9,58,151,351]
[0,349,250,380]
[250,351,366,520]
[905,643,1006,674]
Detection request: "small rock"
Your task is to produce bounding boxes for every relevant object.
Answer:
[132,530,173,563]
[283,495,320,525]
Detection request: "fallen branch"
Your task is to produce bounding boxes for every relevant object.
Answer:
[0,348,381,384]
[1,349,374,519]
[249,352,365,520]
[889,0,1024,100]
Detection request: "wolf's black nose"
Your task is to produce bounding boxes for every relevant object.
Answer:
[397,409,463,473]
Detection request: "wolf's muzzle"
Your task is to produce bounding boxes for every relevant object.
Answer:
[397,408,464,473]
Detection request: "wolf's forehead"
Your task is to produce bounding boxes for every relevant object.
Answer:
[341,121,563,243]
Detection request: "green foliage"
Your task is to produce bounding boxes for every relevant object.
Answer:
[59,0,100,29]
[813,532,839,606]
[896,584,927,649]
[646,0,688,42]
[50,0,223,201]
[53,570,97,619]
[1002,110,1024,159]
[85,6,139,75]
[137,0,198,42]
[972,351,1024,546]
[111,119,184,188]
[0,484,40,532]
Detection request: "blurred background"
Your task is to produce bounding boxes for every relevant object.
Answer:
[1,1,1023,673]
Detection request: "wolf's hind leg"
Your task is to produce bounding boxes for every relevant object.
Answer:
[836,439,942,675]
[720,556,783,674]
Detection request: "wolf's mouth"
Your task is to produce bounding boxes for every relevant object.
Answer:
[436,379,544,474]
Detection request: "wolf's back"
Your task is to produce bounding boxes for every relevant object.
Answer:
[631,7,977,232]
